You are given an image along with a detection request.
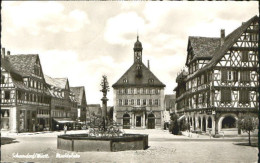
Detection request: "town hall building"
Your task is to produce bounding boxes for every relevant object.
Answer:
[112,36,166,129]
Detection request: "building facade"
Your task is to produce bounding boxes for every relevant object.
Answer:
[174,16,259,135]
[70,86,87,124]
[112,36,166,129]
[44,75,78,131]
[164,94,176,123]
[1,49,51,133]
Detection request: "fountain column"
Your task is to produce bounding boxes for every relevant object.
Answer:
[100,75,109,130]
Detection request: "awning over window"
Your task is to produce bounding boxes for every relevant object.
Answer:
[53,118,75,124]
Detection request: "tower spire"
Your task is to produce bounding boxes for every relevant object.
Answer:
[137,29,139,41]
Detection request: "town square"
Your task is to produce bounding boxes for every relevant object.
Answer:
[1,1,259,163]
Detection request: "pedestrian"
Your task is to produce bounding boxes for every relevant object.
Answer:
[64,125,67,134]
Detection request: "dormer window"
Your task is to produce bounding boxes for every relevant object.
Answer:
[148,78,154,83]
[123,78,127,83]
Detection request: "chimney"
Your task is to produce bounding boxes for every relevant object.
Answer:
[147,60,150,69]
[221,29,225,45]
[1,48,5,58]
[7,51,10,56]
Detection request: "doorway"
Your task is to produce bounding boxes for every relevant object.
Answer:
[136,116,141,127]
[148,113,155,129]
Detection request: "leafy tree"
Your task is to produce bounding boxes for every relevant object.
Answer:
[238,114,258,145]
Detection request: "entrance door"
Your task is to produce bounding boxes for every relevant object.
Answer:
[136,116,141,127]
[148,113,155,129]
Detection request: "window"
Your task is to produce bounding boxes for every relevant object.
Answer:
[124,88,128,94]
[4,91,10,99]
[148,79,154,83]
[204,74,208,83]
[1,75,5,84]
[221,69,227,82]
[201,75,204,84]
[137,88,140,94]
[227,71,232,81]
[233,71,238,82]
[18,91,22,100]
[149,89,152,94]
[119,99,122,106]
[241,51,249,62]
[143,99,146,105]
[155,89,159,94]
[197,77,201,85]
[149,99,152,105]
[250,33,258,41]
[140,88,144,94]
[137,99,140,105]
[125,99,128,106]
[155,99,158,106]
[123,78,127,83]
[221,90,231,103]
[239,90,249,103]
[240,71,250,82]
[131,88,134,94]
[131,99,134,105]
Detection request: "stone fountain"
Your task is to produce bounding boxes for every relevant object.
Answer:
[57,75,148,152]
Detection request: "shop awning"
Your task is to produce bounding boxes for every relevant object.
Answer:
[53,118,76,124]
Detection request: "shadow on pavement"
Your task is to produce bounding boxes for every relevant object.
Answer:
[1,137,19,145]
[234,142,258,147]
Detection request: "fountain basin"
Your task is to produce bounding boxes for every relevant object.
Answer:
[57,134,148,152]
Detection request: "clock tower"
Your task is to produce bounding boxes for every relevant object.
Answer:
[133,36,143,63]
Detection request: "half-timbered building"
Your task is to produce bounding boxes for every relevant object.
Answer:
[112,36,166,129]
[44,75,78,131]
[174,15,259,135]
[1,49,51,132]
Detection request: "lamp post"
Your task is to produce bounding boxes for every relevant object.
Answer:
[100,75,109,131]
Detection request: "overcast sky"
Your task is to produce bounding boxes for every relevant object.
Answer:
[2,1,258,106]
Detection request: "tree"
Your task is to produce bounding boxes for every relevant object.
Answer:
[238,114,258,145]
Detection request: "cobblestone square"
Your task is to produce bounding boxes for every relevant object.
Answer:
[1,129,258,163]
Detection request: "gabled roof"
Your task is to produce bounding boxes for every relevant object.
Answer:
[70,86,86,106]
[112,62,165,88]
[1,56,50,95]
[6,54,38,76]
[44,74,68,89]
[188,36,220,62]
[1,57,21,76]
[187,15,259,79]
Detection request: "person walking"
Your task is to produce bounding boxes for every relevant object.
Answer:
[64,125,67,134]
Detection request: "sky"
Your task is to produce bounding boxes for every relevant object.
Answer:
[1,1,258,106]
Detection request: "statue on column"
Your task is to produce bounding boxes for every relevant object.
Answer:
[100,75,109,131]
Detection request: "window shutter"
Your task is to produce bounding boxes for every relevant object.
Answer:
[221,69,227,82]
